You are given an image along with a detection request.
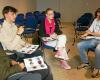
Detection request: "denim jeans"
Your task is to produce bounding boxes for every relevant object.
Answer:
[95,44,100,69]
[77,39,100,69]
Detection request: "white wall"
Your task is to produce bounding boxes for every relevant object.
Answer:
[36,0,60,11]
[0,0,100,22]
[36,0,100,22]
[0,0,36,18]
[60,0,100,22]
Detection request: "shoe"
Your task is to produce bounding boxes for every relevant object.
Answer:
[55,50,61,58]
[77,63,90,69]
[92,69,100,78]
[60,60,71,70]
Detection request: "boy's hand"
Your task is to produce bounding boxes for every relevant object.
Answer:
[80,33,88,39]
[86,31,93,35]
[17,26,24,35]
[80,35,86,39]
[80,30,92,39]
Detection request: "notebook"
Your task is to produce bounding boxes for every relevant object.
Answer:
[24,56,48,72]
[42,37,56,41]
[85,36,95,39]
[18,45,39,54]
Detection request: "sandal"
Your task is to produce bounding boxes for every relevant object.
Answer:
[92,69,100,78]
[77,63,90,70]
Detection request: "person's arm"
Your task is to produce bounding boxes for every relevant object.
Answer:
[86,31,100,36]
[80,30,90,39]
[80,19,96,39]
[81,29,100,39]
[17,26,24,35]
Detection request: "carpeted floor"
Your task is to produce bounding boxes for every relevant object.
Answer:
[44,23,99,80]
[0,23,99,80]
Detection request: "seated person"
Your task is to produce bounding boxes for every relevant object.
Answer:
[0,6,53,80]
[39,8,71,70]
[77,8,100,78]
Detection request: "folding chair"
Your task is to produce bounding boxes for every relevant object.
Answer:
[72,13,94,45]
[33,11,41,17]
[15,13,25,27]
[38,14,46,25]
[0,18,4,24]
[23,12,38,41]
[33,11,41,19]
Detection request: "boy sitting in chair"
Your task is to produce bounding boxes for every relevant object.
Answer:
[77,8,100,78]
[0,6,53,80]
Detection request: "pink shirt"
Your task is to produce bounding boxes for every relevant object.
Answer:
[45,17,55,35]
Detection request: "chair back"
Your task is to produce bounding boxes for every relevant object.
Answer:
[0,18,4,24]
[38,14,45,24]
[33,11,41,18]
[15,13,25,26]
[54,12,61,19]
[77,13,94,26]
[25,12,38,29]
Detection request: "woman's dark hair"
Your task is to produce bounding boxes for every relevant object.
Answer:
[2,6,18,16]
[45,8,53,14]
[95,8,100,18]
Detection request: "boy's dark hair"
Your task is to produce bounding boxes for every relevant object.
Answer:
[45,8,53,14]
[2,6,17,16]
[95,8,100,18]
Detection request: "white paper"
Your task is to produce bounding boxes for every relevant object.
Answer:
[42,37,55,41]
[18,45,39,54]
[24,56,48,72]
[85,36,95,39]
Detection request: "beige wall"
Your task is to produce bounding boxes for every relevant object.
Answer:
[0,0,100,22]
[60,0,100,22]
[36,0,60,11]
[0,0,36,18]
[36,0,100,22]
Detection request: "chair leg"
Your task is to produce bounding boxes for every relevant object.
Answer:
[72,36,76,46]
[67,49,70,54]
[41,45,46,60]
[42,46,46,60]
[72,29,77,46]
[39,40,46,60]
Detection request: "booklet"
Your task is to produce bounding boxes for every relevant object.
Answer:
[24,56,48,72]
[42,37,56,42]
[18,45,39,54]
[85,36,95,39]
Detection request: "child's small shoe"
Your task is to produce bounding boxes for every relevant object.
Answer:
[60,60,71,70]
